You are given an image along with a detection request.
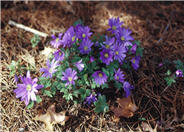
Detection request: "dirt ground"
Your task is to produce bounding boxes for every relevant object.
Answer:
[1,1,184,132]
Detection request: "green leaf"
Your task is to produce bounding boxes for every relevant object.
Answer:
[31,34,40,48]
[136,47,144,57]
[94,95,109,113]
[134,40,141,46]
[138,117,146,121]
[36,95,42,104]
[73,19,83,26]
[114,81,123,90]
[102,68,109,77]
[27,101,34,109]
[101,83,108,89]
[43,90,53,97]
[166,70,171,76]
[164,77,176,86]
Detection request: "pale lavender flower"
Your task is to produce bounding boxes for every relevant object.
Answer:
[131,56,141,70]
[100,49,113,65]
[113,42,127,63]
[114,68,125,83]
[40,59,59,78]
[78,38,93,54]
[50,33,63,48]
[14,71,43,106]
[54,49,65,62]
[131,44,137,54]
[115,28,134,43]
[61,68,78,86]
[102,36,115,50]
[76,26,92,40]
[75,59,84,71]
[108,17,123,33]
[61,26,76,48]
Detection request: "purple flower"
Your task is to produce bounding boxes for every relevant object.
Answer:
[131,44,137,54]
[159,63,163,67]
[14,74,19,83]
[131,56,141,70]
[79,38,93,54]
[112,42,127,63]
[61,26,76,48]
[115,28,134,44]
[90,56,95,63]
[76,26,92,40]
[40,59,59,78]
[85,94,97,105]
[92,71,107,85]
[102,36,115,50]
[123,81,134,97]
[61,68,78,86]
[54,49,65,62]
[74,59,84,71]
[50,33,63,48]
[100,49,113,65]
[14,71,43,106]
[176,69,183,77]
[114,68,125,83]
[108,17,123,33]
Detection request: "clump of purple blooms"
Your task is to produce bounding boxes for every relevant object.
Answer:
[14,17,142,108]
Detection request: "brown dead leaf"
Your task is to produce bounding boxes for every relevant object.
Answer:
[141,122,157,132]
[34,103,69,131]
[111,96,138,118]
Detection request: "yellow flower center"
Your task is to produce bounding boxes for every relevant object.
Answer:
[121,36,125,41]
[26,85,32,91]
[84,46,88,51]
[104,53,109,58]
[59,52,62,56]
[116,76,119,80]
[49,68,53,73]
[56,38,59,42]
[72,36,75,41]
[98,73,103,77]
[132,59,136,63]
[112,26,116,30]
[106,45,110,49]
[82,34,86,38]
[115,51,119,55]
[68,77,72,82]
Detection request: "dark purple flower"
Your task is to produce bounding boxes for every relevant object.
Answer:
[40,59,59,78]
[85,94,97,105]
[76,26,92,40]
[14,71,43,106]
[92,71,107,85]
[90,56,95,63]
[108,17,123,33]
[61,26,76,48]
[100,49,113,65]
[74,59,84,71]
[131,56,141,70]
[61,68,78,86]
[114,68,125,83]
[102,36,115,50]
[131,44,137,54]
[123,81,134,97]
[176,69,183,77]
[113,42,127,63]
[54,49,65,62]
[78,38,93,54]
[50,33,63,48]
[115,28,134,44]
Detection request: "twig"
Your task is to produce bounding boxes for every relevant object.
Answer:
[8,20,48,38]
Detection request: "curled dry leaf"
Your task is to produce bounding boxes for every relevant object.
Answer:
[141,122,157,132]
[111,96,138,118]
[34,103,69,131]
